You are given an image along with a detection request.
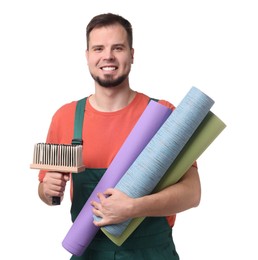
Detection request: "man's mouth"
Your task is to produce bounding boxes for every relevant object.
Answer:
[101,66,117,71]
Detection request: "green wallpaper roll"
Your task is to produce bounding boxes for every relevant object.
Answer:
[101,111,226,246]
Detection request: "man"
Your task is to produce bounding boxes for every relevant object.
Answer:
[38,13,201,259]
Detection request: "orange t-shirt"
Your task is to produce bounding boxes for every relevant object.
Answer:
[38,92,197,228]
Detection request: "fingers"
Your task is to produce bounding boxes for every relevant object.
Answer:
[91,202,105,227]
[92,206,103,218]
[46,171,70,186]
[90,194,106,226]
[93,218,105,227]
[90,196,102,211]
[43,172,70,198]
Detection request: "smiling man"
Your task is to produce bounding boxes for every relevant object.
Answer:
[38,13,201,260]
[87,23,133,89]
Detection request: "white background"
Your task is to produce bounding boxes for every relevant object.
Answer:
[0,0,257,259]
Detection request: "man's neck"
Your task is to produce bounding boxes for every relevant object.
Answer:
[89,86,136,112]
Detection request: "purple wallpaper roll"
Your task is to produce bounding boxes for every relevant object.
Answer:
[62,100,172,256]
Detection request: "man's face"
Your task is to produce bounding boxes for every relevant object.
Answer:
[86,24,134,88]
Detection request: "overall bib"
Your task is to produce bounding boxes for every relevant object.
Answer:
[70,98,179,260]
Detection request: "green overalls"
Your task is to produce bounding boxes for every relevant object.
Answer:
[70,98,179,260]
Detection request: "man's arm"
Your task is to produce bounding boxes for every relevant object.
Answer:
[132,166,201,217]
[91,166,201,226]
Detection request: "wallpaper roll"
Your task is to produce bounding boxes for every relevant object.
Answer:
[97,86,215,237]
[62,100,172,256]
[102,111,226,245]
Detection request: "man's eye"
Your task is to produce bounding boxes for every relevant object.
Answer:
[114,46,123,51]
[93,47,102,52]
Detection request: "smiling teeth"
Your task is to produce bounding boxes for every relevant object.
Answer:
[102,67,116,71]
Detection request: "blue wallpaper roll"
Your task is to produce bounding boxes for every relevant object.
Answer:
[97,86,215,237]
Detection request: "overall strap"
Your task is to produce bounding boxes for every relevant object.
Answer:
[149,97,159,103]
[72,97,87,145]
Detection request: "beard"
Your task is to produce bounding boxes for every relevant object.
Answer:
[90,73,128,88]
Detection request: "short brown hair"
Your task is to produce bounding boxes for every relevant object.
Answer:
[86,13,133,49]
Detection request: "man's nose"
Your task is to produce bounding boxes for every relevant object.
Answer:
[103,49,115,60]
